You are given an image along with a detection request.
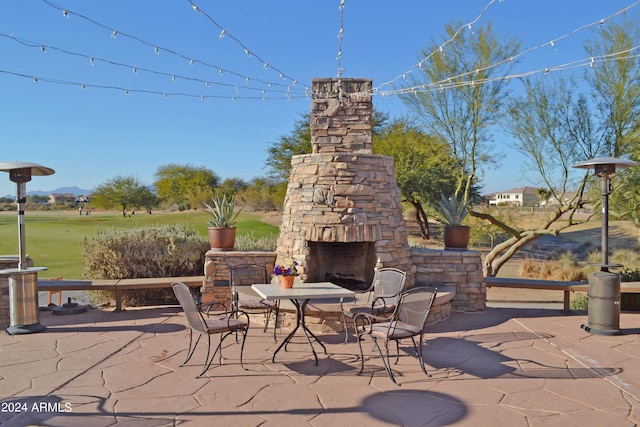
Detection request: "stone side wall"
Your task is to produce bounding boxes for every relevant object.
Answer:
[201,250,276,306]
[411,248,485,312]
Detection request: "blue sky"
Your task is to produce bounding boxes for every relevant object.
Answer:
[0,0,637,196]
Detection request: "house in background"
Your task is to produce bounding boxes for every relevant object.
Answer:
[487,186,539,207]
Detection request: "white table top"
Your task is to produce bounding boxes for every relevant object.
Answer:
[251,281,355,300]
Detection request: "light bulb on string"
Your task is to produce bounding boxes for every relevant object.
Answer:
[62,9,68,18]
[154,46,159,55]
[235,85,239,92]
[33,76,37,83]
[189,59,195,66]
[245,77,250,83]
[111,30,118,38]
[163,93,168,99]
[219,68,223,76]
[200,95,205,101]
[89,57,94,66]
[132,67,137,74]
[219,29,226,39]
[81,84,86,90]
[40,45,46,53]
[204,81,209,87]
[172,75,176,82]
[124,89,129,95]
[232,97,236,103]
[590,57,596,68]
[263,63,269,70]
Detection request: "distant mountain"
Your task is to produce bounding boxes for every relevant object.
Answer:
[26,186,93,197]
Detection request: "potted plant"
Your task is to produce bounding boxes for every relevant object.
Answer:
[434,193,471,250]
[273,261,300,288]
[204,194,241,250]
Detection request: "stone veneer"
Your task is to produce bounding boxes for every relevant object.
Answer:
[274,78,415,287]
[412,248,486,311]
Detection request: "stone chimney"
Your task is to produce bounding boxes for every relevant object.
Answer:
[274,78,414,288]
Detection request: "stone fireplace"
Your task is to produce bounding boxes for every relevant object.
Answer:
[274,78,415,287]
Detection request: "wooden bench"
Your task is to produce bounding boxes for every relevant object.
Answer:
[38,276,205,311]
[484,277,587,313]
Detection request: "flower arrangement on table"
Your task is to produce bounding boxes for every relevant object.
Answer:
[273,261,300,277]
[274,261,300,288]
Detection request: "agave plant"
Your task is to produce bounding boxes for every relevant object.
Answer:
[434,193,469,227]
[204,194,241,228]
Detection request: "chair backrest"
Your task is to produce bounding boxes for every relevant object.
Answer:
[172,282,207,334]
[371,268,407,300]
[229,264,268,288]
[394,286,437,333]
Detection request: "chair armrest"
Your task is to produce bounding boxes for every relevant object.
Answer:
[353,312,389,334]
[199,301,228,316]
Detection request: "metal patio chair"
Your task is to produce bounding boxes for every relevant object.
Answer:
[172,281,249,378]
[229,264,279,341]
[354,286,437,385]
[340,267,407,343]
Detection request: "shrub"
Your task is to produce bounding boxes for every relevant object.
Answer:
[519,251,587,281]
[570,293,588,311]
[81,224,209,307]
[234,232,277,251]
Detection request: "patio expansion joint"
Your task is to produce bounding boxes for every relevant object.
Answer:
[511,317,640,405]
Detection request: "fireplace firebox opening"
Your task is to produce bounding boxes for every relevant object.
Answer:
[307,241,377,291]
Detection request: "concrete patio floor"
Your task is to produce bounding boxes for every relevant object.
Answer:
[1,304,639,426]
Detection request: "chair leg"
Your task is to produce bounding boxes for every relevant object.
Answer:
[341,312,350,343]
[197,334,214,378]
[413,334,430,377]
[377,337,399,385]
[358,332,398,385]
[239,327,248,370]
[183,330,201,366]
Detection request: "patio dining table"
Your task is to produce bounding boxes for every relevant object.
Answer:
[251,281,355,365]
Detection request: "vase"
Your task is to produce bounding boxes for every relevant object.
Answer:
[280,275,295,289]
[443,225,471,251]
[207,226,236,250]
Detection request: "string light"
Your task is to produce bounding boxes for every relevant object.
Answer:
[39,0,308,93]
[1,68,312,101]
[0,33,309,99]
[8,0,638,105]
[375,0,640,97]
[186,0,303,89]
[377,0,500,93]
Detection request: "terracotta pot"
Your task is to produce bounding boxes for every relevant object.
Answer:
[443,225,470,251]
[280,275,295,288]
[207,226,236,250]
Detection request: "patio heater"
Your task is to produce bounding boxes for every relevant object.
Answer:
[0,161,55,335]
[573,156,638,336]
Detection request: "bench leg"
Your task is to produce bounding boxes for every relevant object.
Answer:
[114,289,123,311]
[563,291,570,314]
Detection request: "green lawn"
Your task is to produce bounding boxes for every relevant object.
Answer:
[0,210,279,279]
